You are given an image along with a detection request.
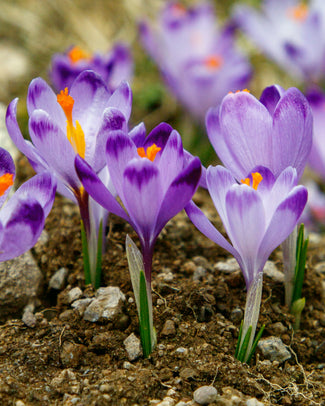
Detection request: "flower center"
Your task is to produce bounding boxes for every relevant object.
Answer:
[67,46,91,64]
[241,172,263,190]
[57,88,86,158]
[0,173,14,197]
[204,55,223,70]
[288,4,308,22]
[137,144,161,162]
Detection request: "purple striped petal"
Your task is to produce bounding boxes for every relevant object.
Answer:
[122,159,162,244]
[105,131,138,200]
[206,165,235,231]
[29,109,80,191]
[107,81,132,122]
[0,198,44,262]
[75,155,129,222]
[129,122,147,146]
[155,157,201,238]
[185,200,242,266]
[256,185,308,274]
[13,172,57,217]
[272,88,312,179]
[218,91,273,180]
[144,122,173,151]
[259,84,285,115]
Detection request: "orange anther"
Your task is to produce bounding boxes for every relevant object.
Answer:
[241,178,250,187]
[0,173,14,197]
[57,88,74,124]
[68,46,91,64]
[241,172,263,190]
[137,144,161,162]
[204,55,223,70]
[288,4,308,22]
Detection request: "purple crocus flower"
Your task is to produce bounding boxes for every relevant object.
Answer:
[6,70,132,287]
[75,122,202,283]
[233,0,325,83]
[185,165,307,361]
[49,43,133,93]
[206,85,313,182]
[140,2,251,121]
[0,147,56,262]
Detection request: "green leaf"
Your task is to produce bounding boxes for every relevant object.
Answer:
[246,324,265,364]
[139,270,152,358]
[94,220,103,290]
[237,326,252,362]
[235,321,243,359]
[81,220,91,286]
[291,224,308,306]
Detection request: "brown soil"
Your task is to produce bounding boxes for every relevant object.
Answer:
[0,158,324,406]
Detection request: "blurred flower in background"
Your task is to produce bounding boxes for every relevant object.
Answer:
[49,43,133,92]
[233,0,325,84]
[140,2,252,122]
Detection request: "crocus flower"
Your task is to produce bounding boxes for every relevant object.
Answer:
[206,84,312,308]
[75,122,202,354]
[233,0,325,83]
[6,70,132,288]
[0,147,56,261]
[185,165,307,362]
[140,2,251,121]
[206,85,313,181]
[50,43,133,93]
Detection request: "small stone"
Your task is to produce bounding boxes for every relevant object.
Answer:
[0,251,43,319]
[193,266,207,281]
[60,341,86,368]
[175,347,188,355]
[161,319,176,336]
[67,287,83,304]
[214,258,239,273]
[71,298,93,316]
[193,386,218,405]
[22,308,37,328]
[263,261,284,283]
[84,286,125,322]
[156,397,175,406]
[269,322,287,335]
[246,398,265,406]
[49,267,68,290]
[15,401,26,406]
[180,368,198,380]
[230,308,243,323]
[123,333,142,361]
[314,261,325,275]
[123,361,134,370]
[258,336,291,363]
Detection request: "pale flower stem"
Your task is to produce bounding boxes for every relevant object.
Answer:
[241,272,264,363]
[282,226,297,307]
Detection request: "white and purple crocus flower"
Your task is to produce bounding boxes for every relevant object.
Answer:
[234,0,325,83]
[75,122,201,354]
[50,43,133,93]
[0,147,56,262]
[6,70,132,288]
[186,165,307,362]
[205,85,313,308]
[140,2,251,121]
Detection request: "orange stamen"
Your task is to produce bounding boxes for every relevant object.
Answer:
[241,172,263,190]
[0,173,14,197]
[204,55,223,70]
[67,46,91,64]
[137,144,161,162]
[228,89,250,95]
[288,4,308,22]
[57,87,86,158]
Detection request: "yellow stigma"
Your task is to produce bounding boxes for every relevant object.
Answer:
[57,88,86,158]
[0,173,14,197]
[241,172,263,190]
[137,144,161,162]
[288,3,308,22]
[67,46,91,64]
[204,55,223,70]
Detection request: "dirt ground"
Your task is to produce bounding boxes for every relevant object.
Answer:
[0,157,324,406]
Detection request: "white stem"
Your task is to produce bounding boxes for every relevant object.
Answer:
[241,272,264,362]
[281,226,297,307]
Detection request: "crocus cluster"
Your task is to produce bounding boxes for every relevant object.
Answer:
[185,85,311,361]
[6,70,132,288]
[234,0,325,83]
[0,147,56,262]
[50,43,133,93]
[140,2,251,121]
